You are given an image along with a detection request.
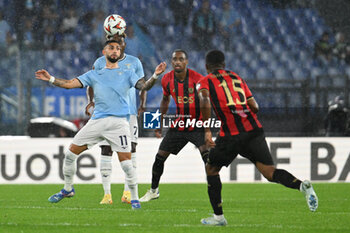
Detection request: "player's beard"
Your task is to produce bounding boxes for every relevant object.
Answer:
[107,55,119,63]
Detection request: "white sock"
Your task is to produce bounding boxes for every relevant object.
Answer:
[120,159,138,200]
[124,152,137,192]
[63,150,78,191]
[100,155,112,195]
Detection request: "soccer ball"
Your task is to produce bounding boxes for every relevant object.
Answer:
[103,14,126,36]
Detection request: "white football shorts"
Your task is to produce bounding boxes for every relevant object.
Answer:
[99,114,138,147]
[72,116,131,152]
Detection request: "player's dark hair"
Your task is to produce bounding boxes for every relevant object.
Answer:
[173,49,188,59]
[106,32,126,40]
[205,50,225,66]
[104,40,120,46]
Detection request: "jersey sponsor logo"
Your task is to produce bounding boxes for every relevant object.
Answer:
[143,110,161,129]
[177,96,194,104]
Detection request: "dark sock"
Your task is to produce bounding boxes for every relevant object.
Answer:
[200,150,209,164]
[272,169,302,190]
[151,154,166,189]
[207,175,223,215]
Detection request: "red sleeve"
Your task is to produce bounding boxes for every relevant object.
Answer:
[161,74,170,96]
[196,77,209,92]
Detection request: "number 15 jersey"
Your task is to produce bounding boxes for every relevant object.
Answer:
[197,69,262,137]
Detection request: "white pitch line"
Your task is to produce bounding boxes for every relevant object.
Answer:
[1,222,349,230]
[1,205,197,212]
[2,205,350,216]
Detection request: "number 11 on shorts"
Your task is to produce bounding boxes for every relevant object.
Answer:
[119,135,128,146]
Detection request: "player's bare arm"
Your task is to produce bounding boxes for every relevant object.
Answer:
[198,89,216,148]
[35,69,82,89]
[155,94,171,138]
[135,62,167,90]
[85,87,95,117]
[138,90,147,117]
[85,86,95,116]
[247,97,259,113]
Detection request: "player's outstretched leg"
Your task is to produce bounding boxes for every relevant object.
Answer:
[266,166,318,212]
[300,180,318,212]
[49,150,77,203]
[270,168,318,211]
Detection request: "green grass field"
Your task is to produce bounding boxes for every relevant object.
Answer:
[0,183,349,233]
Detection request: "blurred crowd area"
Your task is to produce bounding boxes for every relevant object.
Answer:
[1,0,350,136]
[1,0,350,85]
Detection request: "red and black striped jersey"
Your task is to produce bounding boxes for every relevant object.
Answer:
[197,69,262,136]
[161,69,204,131]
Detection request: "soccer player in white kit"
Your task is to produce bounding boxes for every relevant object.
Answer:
[86,34,146,205]
[35,40,166,209]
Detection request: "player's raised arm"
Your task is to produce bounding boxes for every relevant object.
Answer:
[35,69,82,89]
[135,62,167,91]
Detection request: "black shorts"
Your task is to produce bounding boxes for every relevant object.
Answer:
[208,128,274,167]
[159,128,205,155]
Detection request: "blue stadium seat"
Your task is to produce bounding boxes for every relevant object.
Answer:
[268,59,282,71]
[238,67,255,80]
[274,67,292,80]
[256,67,272,79]
[297,51,310,62]
[310,67,324,79]
[327,67,342,76]
[260,52,275,63]
[292,68,310,80]
[242,51,255,64]
[345,67,350,77]
[332,75,347,87]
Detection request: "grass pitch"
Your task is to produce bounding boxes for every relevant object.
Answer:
[0,183,349,233]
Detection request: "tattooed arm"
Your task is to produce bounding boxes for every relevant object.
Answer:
[135,62,167,91]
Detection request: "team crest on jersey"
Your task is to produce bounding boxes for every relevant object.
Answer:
[172,89,175,93]
[125,63,131,69]
[188,88,194,94]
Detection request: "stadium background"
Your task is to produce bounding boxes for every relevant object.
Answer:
[1,0,350,137]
